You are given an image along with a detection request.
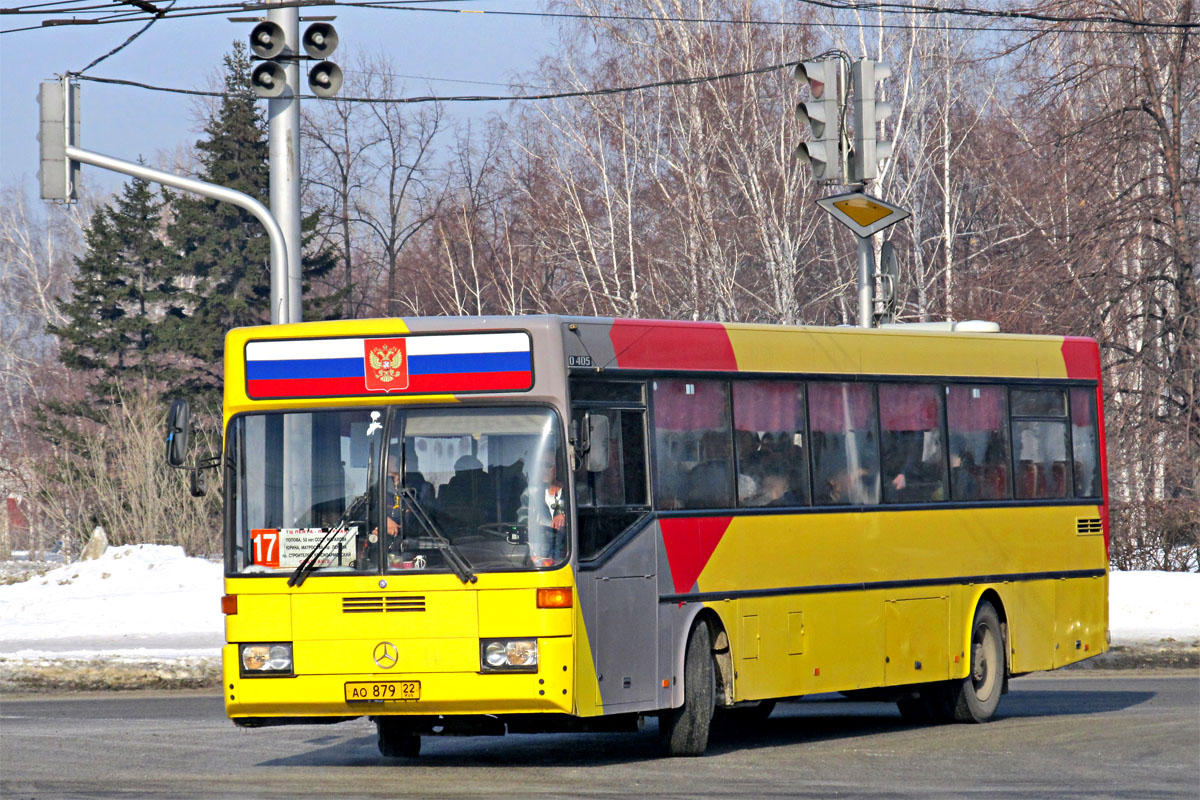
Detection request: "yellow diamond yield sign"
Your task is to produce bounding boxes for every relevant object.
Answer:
[816,191,910,238]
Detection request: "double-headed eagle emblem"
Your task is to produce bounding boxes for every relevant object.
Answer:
[368,345,403,383]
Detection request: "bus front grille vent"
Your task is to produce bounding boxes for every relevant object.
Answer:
[1075,518,1103,536]
[342,596,426,614]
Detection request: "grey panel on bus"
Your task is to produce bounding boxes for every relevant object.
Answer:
[562,318,619,372]
[590,522,658,709]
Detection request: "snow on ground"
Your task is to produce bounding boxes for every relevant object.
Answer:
[0,544,224,661]
[1108,570,1200,643]
[0,546,1196,666]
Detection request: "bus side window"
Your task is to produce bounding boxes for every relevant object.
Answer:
[1011,388,1071,499]
[652,380,734,510]
[1070,387,1102,498]
[946,385,1011,501]
[732,381,809,507]
[879,383,947,504]
[579,409,647,508]
[809,382,880,506]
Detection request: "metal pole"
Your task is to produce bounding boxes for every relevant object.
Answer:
[857,235,874,328]
[66,146,290,324]
[268,2,302,324]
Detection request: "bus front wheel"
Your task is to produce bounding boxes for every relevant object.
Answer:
[376,718,420,758]
[659,621,716,757]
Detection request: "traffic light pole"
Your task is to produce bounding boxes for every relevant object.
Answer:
[856,236,874,328]
[63,145,291,323]
[268,2,303,324]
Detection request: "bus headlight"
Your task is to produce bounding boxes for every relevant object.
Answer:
[240,643,294,676]
[480,639,538,672]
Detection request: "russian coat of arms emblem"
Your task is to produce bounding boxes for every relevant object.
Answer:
[364,337,410,391]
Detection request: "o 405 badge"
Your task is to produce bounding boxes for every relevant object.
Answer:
[364,337,410,392]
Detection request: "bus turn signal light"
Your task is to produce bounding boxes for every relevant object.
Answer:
[221,595,238,615]
[537,588,572,608]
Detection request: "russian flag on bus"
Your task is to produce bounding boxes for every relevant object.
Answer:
[244,332,533,399]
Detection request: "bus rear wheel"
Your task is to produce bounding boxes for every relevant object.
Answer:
[376,718,420,758]
[659,621,716,757]
[935,600,1005,723]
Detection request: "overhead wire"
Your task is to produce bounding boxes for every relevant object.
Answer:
[75,59,795,102]
[75,0,174,73]
[793,0,1197,29]
[3,0,1195,34]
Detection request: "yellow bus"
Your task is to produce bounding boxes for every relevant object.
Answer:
[180,315,1108,757]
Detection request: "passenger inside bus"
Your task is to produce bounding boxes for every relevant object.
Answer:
[754,456,801,507]
[436,454,488,530]
[685,430,735,508]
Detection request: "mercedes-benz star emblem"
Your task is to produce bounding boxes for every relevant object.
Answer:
[373,641,399,669]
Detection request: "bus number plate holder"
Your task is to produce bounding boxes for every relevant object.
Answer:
[345,681,421,702]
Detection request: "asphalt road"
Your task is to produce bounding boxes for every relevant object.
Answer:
[2,673,1197,799]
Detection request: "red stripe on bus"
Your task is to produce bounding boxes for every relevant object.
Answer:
[660,516,733,595]
[609,320,737,371]
[1061,337,1100,380]
[1061,337,1110,553]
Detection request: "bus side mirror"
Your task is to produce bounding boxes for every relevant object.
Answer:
[166,398,191,468]
[585,413,610,472]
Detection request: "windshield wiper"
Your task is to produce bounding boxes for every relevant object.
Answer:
[287,492,369,587]
[400,488,476,584]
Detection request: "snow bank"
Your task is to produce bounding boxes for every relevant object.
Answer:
[1109,570,1200,643]
[0,544,224,650]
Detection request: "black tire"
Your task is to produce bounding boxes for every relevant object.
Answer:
[659,622,716,757]
[946,601,1005,723]
[376,718,421,758]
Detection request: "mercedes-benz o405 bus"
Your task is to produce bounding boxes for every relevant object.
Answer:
[185,315,1107,757]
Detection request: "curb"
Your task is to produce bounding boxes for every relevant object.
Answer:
[1061,640,1199,671]
[0,657,221,694]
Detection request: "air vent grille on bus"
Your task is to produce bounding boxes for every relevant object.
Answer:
[342,596,426,614]
[1076,518,1103,536]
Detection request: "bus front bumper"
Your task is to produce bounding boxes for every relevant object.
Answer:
[222,638,574,718]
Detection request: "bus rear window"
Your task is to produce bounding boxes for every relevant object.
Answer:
[1070,388,1102,498]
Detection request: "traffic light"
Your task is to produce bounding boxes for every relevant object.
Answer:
[794,60,842,183]
[249,20,342,99]
[850,59,892,183]
[38,78,80,202]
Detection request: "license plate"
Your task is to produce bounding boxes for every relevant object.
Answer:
[344,680,421,702]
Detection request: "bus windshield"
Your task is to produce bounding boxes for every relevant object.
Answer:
[392,407,569,573]
[227,406,569,576]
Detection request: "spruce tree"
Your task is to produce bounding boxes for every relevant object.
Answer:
[165,41,337,400]
[48,173,177,401]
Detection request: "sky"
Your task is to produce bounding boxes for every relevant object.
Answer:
[1,2,559,195]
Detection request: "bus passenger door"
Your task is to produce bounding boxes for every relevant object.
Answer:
[572,398,657,709]
[593,533,657,707]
